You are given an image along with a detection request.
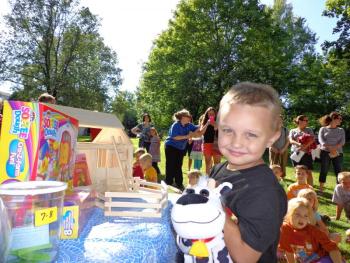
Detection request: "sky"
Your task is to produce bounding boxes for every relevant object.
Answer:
[0,0,337,95]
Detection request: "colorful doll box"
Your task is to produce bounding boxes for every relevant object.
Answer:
[0,101,79,186]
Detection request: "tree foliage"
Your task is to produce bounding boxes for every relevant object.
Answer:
[138,0,317,129]
[111,90,138,132]
[0,0,122,110]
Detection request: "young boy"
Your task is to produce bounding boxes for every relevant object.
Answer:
[270,164,287,191]
[132,148,146,179]
[287,165,313,200]
[332,171,350,220]
[209,82,287,262]
[139,153,158,183]
[187,169,201,188]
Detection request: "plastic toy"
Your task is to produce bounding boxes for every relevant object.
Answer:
[171,177,233,262]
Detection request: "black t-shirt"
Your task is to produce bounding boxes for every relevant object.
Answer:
[210,162,287,263]
[203,125,216,143]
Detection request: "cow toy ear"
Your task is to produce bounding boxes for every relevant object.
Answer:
[220,185,232,196]
[215,182,232,195]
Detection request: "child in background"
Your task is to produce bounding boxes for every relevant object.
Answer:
[187,169,201,188]
[133,148,146,179]
[287,165,313,200]
[271,164,288,191]
[298,189,341,244]
[139,153,158,183]
[209,82,287,262]
[332,171,350,221]
[38,92,56,104]
[190,136,203,170]
[148,127,161,176]
[279,197,343,263]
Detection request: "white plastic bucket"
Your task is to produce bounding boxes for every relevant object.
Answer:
[0,181,67,262]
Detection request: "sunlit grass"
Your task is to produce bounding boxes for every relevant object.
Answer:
[130,138,350,259]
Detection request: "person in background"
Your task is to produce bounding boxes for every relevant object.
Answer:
[270,164,288,191]
[190,135,204,170]
[187,169,201,188]
[279,197,343,263]
[318,112,345,192]
[210,82,287,262]
[139,153,158,183]
[298,188,341,244]
[287,165,313,200]
[184,139,193,171]
[131,113,153,152]
[38,93,56,104]
[289,115,315,186]
[269,116,289,178]
[132,148,146,179]
[332,171,350,221]
[148,127,161,177]
[165,109,209,191]
[200,107,221,175]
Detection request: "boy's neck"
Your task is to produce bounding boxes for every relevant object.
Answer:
[296,181,307,185]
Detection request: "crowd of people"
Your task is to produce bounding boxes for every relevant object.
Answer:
[131,82,349,262]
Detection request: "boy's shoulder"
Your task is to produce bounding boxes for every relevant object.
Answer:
[210,162,278,189]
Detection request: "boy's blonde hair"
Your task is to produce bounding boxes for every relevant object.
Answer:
[219,82,281,131]
[139,153,152,163]
[338,171,350,183]
[285,197,313,224]
[188,169,201,179]
[134,148,146,157]
[297,189,318,225]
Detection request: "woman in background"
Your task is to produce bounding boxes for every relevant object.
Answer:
[318,112,345,191]
[165,109,208,190]
[131,113,154,152]
[200,107,221,175]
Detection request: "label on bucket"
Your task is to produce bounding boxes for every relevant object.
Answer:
[35,207,57,226]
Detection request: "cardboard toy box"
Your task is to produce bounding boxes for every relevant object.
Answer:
[0,101,79,186]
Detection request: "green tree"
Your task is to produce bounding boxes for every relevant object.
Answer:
[0,0,122,110]
[139,0,317,127]
[111,90,138,131]
[320,0,350,129]
[323,0,350,59]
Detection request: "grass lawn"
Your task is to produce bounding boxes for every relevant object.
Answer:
[131,138,350,259]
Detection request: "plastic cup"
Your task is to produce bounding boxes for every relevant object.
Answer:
[0,197,11,262]
[0,181,67,262]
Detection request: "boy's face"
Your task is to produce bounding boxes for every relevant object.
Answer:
[341,178,350,191]
[139,159,151,170]
[295,169,307,184]
[290,206,309,229]
[217,103,279,170]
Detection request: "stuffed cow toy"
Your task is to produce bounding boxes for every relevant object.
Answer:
[171,178,233,263]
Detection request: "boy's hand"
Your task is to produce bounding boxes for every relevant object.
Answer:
[225,207,238,224]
